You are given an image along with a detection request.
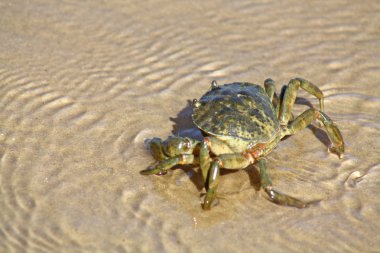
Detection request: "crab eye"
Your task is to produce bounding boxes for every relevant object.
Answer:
[211,80,218,89]
[193,99,201,108]
[183,138,191,150]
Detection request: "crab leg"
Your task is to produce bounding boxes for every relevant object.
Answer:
[140,154,197,175]
[285,108,344,157]
[199,137,246,185]
[318,111,345,157]
[279,78,324,126]
[203,160,220,210]
[202,152,254,210]
[199,140,211,186]
[264,78,276,103]
[258,158,307,208]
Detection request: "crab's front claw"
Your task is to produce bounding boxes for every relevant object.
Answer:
[141,154,196,176]
[145,137,169,162]
[140,158,177,175]
[140,164,168,175]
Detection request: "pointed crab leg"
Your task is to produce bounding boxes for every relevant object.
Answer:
[201,136,254,209]
[199,139,211,186]
[279,78,324,126]
[285,108,344,158]
[203,160,221,210]
[258,158,307,208]
[202,153,254,210]
[264,78,276,103]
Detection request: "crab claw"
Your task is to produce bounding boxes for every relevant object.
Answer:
[140,165,168,176]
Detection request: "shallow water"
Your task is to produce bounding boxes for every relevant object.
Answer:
[1,0,380,252]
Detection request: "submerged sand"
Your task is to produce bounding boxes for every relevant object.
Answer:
[1,1,380,252]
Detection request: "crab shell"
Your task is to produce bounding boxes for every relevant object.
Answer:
[192,82,281,154]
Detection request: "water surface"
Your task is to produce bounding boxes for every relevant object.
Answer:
[1,1,380,252]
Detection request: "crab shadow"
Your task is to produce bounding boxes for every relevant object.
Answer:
[170,100,203,140]
[168,97,332,191]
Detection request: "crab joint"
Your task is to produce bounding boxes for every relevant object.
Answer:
[179,154,195,164]
[242,151,255,164]
[203,137,212,147]
[214,157,223,167]
[248,143,265,159]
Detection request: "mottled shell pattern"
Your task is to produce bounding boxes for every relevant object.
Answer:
[192,82,280,144]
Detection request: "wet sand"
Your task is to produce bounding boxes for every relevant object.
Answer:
[1,1,380,252]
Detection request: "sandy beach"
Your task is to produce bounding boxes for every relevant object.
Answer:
[1,1,380,252]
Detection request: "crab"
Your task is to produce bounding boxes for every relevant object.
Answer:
[141,78,344,210]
